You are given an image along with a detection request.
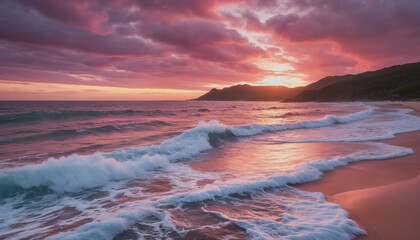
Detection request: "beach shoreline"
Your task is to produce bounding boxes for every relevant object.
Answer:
[297,101,420,240]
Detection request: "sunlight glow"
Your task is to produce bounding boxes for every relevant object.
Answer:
[260,76,308,87]
[0,81,204,100]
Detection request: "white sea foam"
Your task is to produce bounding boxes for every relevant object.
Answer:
[256,107,420,144]
[46,142,412,240]
[228,107,375,136]
[3,103,420,240]
[1,107,376,193]
[5,153,170,193]
[45,202,158,240]
[169,143,413,203]
[202,192,365,240]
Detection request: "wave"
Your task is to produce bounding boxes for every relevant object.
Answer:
[228,107,374,136]
[277,112,302,118]
[0,120,172,143]
[171,143,412,203]
[0,108,375,195]
[0,110,176,124]
[252,106,309,111]
[0,153,171,197]
[47,142,411,240]
[274,110,329,118]
[201,193,365,240]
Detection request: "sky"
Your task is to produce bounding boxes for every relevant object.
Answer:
[1,0,419,100]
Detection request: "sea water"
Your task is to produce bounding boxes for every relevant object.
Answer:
[0,101,419,240]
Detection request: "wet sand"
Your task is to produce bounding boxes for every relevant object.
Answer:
[297,102,420,240]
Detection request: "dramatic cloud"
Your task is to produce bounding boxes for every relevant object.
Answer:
[0,0,419,99]
[264,0,420,66]
[16,0,111,34]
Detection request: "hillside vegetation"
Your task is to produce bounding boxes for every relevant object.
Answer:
[294,62,420,101]
[195,62,420,101]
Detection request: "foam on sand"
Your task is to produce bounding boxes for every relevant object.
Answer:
[46,142,412,240]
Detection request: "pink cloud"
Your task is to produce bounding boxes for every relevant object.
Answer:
[0,1,163,57]
[263,0,420,67]
[17,0,112,34]
[139,21,246,48]
[0,0,419,99]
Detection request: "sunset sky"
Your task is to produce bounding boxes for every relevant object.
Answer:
[1,0,419,100]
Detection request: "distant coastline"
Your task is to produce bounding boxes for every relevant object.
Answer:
[195,61,420,102]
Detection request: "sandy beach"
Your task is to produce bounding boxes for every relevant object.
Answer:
[298,102,420,240]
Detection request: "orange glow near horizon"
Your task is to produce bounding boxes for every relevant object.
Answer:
[0,81,205,101]
[259,76,308,87]
[1,1,419,100]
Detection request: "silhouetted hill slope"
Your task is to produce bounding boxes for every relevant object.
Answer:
[195,84,303,101]
[294,62,420,101]
[303,75,355,90]
[195,61,420,101]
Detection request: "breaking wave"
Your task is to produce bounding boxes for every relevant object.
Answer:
[0,108,375,195]
[48,142,412,240]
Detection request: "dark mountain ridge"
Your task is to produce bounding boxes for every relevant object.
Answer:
[195,85,302,101]
[294,62,420,101]
[194,61,420,101]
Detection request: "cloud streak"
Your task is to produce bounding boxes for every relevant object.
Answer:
[0,0,419,99]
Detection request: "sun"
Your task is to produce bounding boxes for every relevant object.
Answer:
[260,76,308,88]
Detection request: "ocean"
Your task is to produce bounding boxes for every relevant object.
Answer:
[0,101,419,240]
